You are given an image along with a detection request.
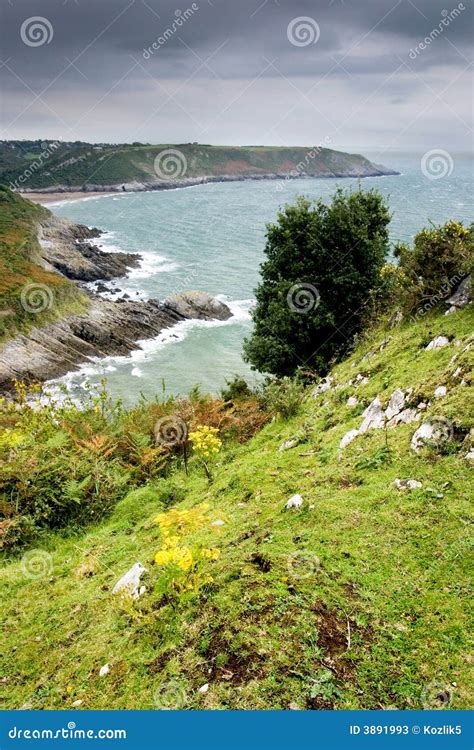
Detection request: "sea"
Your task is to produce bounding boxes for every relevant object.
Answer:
[47,151,472,405]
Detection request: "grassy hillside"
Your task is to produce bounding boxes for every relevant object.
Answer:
[0,141,393,191]
[1,303,472,710]
[0,187,88,341]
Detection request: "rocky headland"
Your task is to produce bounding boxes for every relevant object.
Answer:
[0,212,232,392]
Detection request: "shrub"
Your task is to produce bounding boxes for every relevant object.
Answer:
[243,189,390,376]
[264,377,305,419]
[220,375,254,403]
[394,220,473,316]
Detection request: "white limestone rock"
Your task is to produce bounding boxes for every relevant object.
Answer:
[312,376,332,396]
[347,396,358,407]
[425,336,449,351]
[445,275,471,310]
[359,398,385,434]
[465,451,474,461]
[410,420,452,452]
[99,664,110,677]
[279,438,298,452]
[112,562,147,600]
[387,408,419,428]
[198,683,209,694]
[385,388,405,420]
[434,385,447,399]
[393,479,423,490]
[339,429,359,449]
[285,494,303,510]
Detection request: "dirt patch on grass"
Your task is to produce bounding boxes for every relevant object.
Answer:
[201,632,266,686]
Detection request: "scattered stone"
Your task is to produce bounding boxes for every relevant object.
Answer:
[285,494,303,510]
[393,479,423,490]
[112,562,147,600]
[347,396,358,407]
[417,402,427,410]
[385,388,405,420]
[339,429,359,449]
[72,699,83,707]
[279,438,298,452]
[211,519,225,526]
[465,451,474,461]
[99,664,110,677]
[388,310,403,328]
[434,385,447,399]
[425,336,450,351]
[379,337,392,351]
[411,421,452,453]
[445,275,471,310]
[289,702,302,710]
[312,376,332,396]
[359,398,385,433]
[354,374,369,386]
[198,683,209,694]
[387,408,419,428]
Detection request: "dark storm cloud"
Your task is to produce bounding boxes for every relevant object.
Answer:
[0,0,471,147]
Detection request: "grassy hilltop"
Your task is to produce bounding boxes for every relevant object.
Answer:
[0,301,472,710]
[0,140,394,192]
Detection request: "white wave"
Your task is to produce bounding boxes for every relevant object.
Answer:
[45,296,254,393]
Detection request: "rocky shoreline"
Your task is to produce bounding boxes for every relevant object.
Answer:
[0,215,232,392]
[19,166,400,197]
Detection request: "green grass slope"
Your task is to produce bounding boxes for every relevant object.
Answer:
[0,141,394,191]
[0,305,472,710]
[0,187,88,341]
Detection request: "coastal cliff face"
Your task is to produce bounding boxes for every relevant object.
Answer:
[0,190,232,392]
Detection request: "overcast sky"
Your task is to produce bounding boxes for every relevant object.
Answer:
[0,0,472,155]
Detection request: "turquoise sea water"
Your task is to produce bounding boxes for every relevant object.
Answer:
[50,151,472,404]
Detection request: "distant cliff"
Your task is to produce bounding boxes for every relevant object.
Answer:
[0,140,398,194]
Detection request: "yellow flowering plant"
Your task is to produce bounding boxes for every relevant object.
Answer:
[188,424,222,481]
[154,502,221,592]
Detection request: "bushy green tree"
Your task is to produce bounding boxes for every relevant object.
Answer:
[243,189,391,376]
